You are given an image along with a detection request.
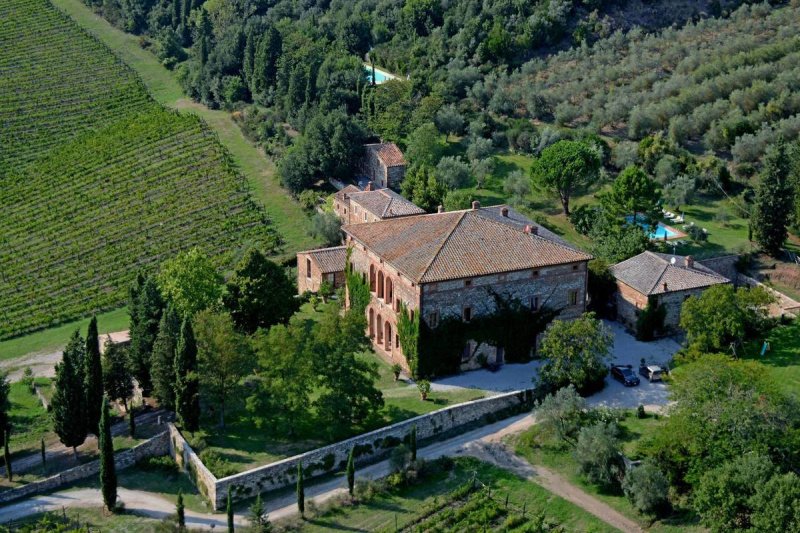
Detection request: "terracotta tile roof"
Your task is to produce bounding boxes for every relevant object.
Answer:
[348,188,425,219]
[365,143,406,167]
[334,184,361,201]
[609,251,730,296]
[478,205,578,250]
[343,208,592,283]
[301,246,347,274]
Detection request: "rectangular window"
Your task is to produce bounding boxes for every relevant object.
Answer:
[530,296,539,311]
[532,270,540,277]
[429,311,439,328]
[395,334,400,349]
[306,258,311,278]
[573,264,579,271]
[569,290,579,306]
[364,213,367,221]
[463,306,472,322]
[464,279,472,287]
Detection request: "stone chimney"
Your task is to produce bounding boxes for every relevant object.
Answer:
[437,205,444,213]
[663,282,668,292]
[471,200,481,210]
[501,207,509,217]
[523,225,538,235]
[685,255,694,269]
[365,181,374,191]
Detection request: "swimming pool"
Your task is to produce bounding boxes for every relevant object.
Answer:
[365,65,396,84]
[625,216,680,240]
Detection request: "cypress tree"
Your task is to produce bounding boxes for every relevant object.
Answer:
[753,142,795,256]
[102,338,133,413]
[227,490,234,532]
[41,437,46,474]
[410,425,417,462]
[174,319,200,433]
[151,304,181,410]
[297,462,305,518]
[177,489,185,527]
[0,372,10,450]
[84,316,104,435]
[3,430,11,481]
[129,405,136,439]
[129,276,163,394]
[346,447,355,496]
[52,331,88,455]
[99,395,117,511]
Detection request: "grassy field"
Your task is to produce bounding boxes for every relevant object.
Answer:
[743,319,800,396]
[0,307,128,362]
[514,410,703,533]
[6,508,162,533]
[52,0,318,259]
[6,381,51,458]
[289,457,616,532]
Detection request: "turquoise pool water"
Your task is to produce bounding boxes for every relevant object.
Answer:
[365,65,396,84]
[625,216,679,240]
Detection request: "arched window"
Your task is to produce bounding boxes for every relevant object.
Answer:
[369,265,376,292]
[385,277,393,304]
[369,308,375,338]
[376,314,383,344]
[377,271,385,299]
[385,322,392,352]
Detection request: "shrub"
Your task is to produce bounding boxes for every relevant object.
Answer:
[574,421,623,490]
[535,385,586,445]
[389,444,411,473]
[636,405,646,419]
[417,380,431,400]
[622,462,670,515]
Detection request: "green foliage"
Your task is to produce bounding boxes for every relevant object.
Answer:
[586,259,616,317]
[297,462,305,517]
[227,490,234,532]
[574,421,623,490]
[749,472,800,532]
[435,105,464,140]
[222,249,299,334]
[753,142,795,255]
[416,380,431,400]
[177,490,185,528]
[530,140,601,215]
[406,123,446,168]
[0,372,9,447]
[102,337,133,411]
[52,331,87,451]
[435,156,472,190]
[588,213,651,263]
[174,319,200,433]
[601,166,661,220]
[642,355,800,489]
[83,317,103,435]
[363,80,415,144]
[621,462,669,516]
[309,211,343,247]
[536,313,612,396]
[680,284,774,352]
[400,165,447,213]
[442,190,473,211]
[535,385,586,446]
[693,454,775,532]
[345,248,371,315]
[194,310,252,428]
[249,493,273,532]
[151,304,181,410]
[346,447,355,496]
[409,426,417,462]
[417,293,557,378]
[98,395,117,511]
[635,296,666,341]
[158,248,223,318]
[396,303,419,375]
[128,275,164,394]
[3,431,11,482]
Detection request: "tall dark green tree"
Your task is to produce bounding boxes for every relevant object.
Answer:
[227,490,234,532]
[177,490,185,528]
[151,304,181,409]
[409,426,417,462]
[174,319,200,433]
[346,447,355,496]
[297,462,305,517]
[222,249,299,334]
[84,316,104,434]
[0,372,9,450]
[251,26,281,98]
[602,166,661,221]
[102,338,133,413]
[52,331,88,455]
[753,142,795,256]
[98,395,117,511]
[3,430,11,482]
[129,276,164,393]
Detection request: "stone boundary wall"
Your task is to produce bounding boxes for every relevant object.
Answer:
[0,430,169,506]
[167,423,217,505]
[210,389,534,510]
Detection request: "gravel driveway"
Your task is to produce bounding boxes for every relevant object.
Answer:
[432,320,681,411]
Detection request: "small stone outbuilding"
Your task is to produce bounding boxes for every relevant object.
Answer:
[610,251,731,334]
[296,246,347,295]
[332,183,424,225]
[361,143,406,189]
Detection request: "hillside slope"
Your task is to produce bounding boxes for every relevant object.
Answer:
[0,0,275,339]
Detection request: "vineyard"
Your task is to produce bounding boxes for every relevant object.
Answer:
[507,3,800,165]
[0,0,276,339]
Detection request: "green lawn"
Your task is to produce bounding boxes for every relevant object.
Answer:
[0,307,128,362]
[52,0,318,260]
[7,381,52,457]
[10,507,163,533]
[293,457,617,532]
[743,320,800,396]
[514,411,703,532]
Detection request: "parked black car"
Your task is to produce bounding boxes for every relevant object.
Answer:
[611,365,640,386]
